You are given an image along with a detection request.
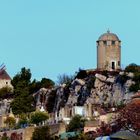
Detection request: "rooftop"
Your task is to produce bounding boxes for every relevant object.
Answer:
[0,70,11,80]
[98,30,120,41]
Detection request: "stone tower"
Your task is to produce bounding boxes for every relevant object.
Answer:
[97,30,121,70]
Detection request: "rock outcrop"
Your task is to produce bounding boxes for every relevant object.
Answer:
[34,70,135,114]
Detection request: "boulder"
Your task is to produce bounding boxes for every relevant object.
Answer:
[125,80,135,88]
[106,77,115,83]
[95,73,107,82]
[72,78,85,86]
[127,72,134,78]
[119,71,124,75]
[94,78,105,88]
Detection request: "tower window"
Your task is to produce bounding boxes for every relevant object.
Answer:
[112,62,115,69]
[107,41,111,46]
[118,61,120,66]
[112,41,115,45]
[103,41,107,45]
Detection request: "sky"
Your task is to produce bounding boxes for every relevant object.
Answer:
[0,0,140,82]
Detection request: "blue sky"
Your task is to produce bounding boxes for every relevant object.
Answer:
[0,0,140,82]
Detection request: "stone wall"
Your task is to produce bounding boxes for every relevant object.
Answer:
[0,127,35,140]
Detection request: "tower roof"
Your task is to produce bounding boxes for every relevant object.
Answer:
[0,70,11,80]
[98,30,120,41]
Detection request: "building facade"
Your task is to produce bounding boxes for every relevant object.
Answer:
[97,30,121,70]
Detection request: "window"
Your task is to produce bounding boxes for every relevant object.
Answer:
[103,41,107,45]
[112,41,115,45]
[107,41,111,46]
[112,62,115,69]
[118,61,120,66]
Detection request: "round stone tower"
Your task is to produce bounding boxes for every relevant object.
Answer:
[96,30,121,70]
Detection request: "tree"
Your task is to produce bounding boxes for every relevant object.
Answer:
[40,78,55,89]
[30,111,49,126]
[124,64,140,92]
[4,117,16,129]
[57,74,73,85]
[76,69,87,79]
[32,125,51,140]
[45,90,56,113]
[1,133,9,140]
[11,67,31,88]
[11,89,35,114]
[0,87,13,99]
[125,63,140,73]
[67,115,86,132]
[115,100,140,135]
[18,113,29,128]
[96,121,112,136]
[11,67,35,114]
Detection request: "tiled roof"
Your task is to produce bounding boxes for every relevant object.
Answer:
[0,70,11,80]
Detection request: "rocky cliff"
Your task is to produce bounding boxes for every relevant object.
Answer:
[34,70,135,113]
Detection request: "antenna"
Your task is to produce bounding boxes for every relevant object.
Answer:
[107,28,110,33]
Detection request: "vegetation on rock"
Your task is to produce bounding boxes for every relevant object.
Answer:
[30,111,49,126]
[32,125,51,140]
[67,115,86,132]
[4,116,16,129]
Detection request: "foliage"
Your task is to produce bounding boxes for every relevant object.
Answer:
[67,115,86,132]
[18,113,29,127]
[29,79,42,93]
[11,67,34,114]
[32,125,51,140]
[76,69,87,79]
[45,90,57,113]
[57,74,73,85]
[115,100,140,135]
[1,133,9,140]
[11,67,31,88]
[40,78,55,88]
[11,90,35,114]
[129,83,140,92]
[96,121,112,136]
[0,87,13,99]
[30,111,48,126]
[4,117,16,129]
[70,133,90,140]
[11,67,55,115]
[125,63,140,73]
[124,64,140,92]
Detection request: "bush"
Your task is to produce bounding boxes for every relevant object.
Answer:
[76,69,88,79]
[4,117,16,129]
[0,87,13,99]
[30,111,48,126]
[32,125,51,140]
[67,115,86,132]
[125,63,140,73]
